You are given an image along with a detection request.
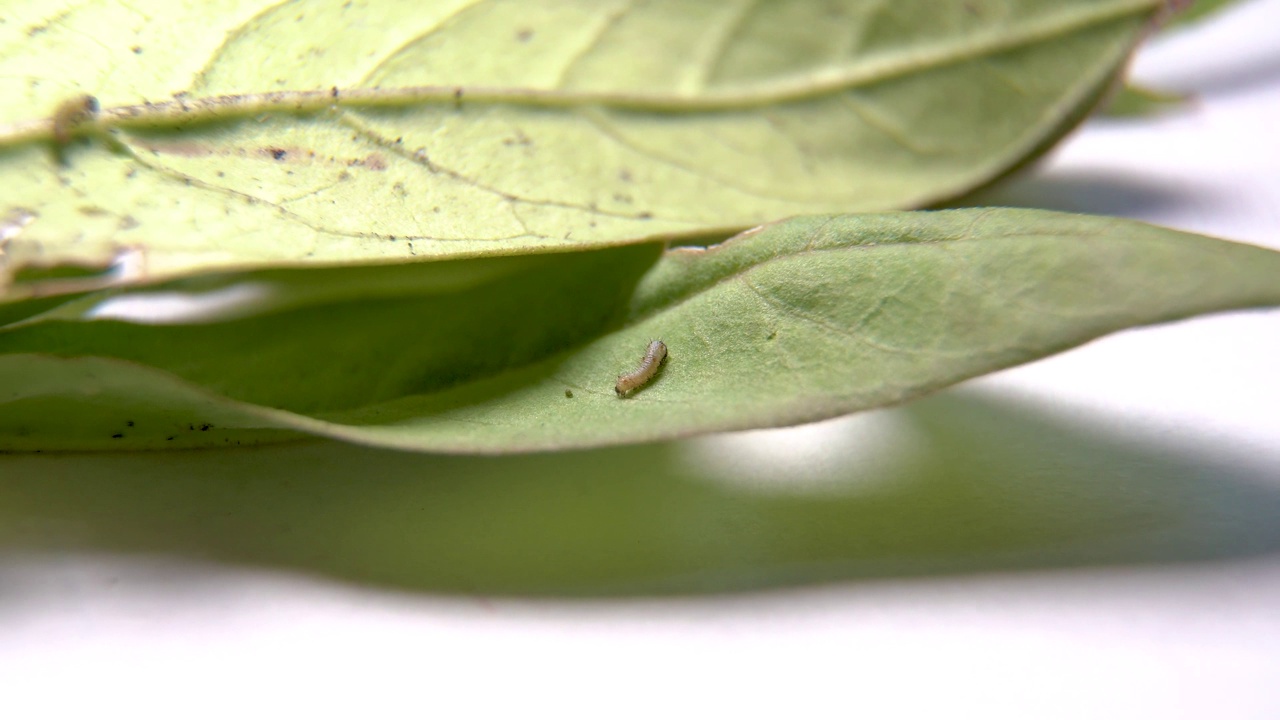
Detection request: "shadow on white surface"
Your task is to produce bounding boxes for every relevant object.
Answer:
[957,169,1221,218]
[2,388,1277,600]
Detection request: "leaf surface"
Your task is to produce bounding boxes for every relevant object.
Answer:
[1,0,1161,294]
[3,208,1277,453]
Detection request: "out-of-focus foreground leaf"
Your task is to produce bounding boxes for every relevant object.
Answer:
[1103,83,1188,116]
[1164,0,1246,29]
[2,208,1277,453]
[1,0,1162,296]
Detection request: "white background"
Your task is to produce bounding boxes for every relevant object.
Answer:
[2,2,1279,718]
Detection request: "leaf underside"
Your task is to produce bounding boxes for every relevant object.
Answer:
[1,0,1161,294]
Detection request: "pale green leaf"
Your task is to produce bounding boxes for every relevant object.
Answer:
[2,208,1277,453]
[1,0,1161,295]
[1162,0,1245,29]
[1102,83,1188,116]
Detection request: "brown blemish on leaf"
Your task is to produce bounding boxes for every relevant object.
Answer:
[502,129,532,147]
[52,94,99,145]
[350,152,387,171]
[249,145,311,162]
[516,28,534,42]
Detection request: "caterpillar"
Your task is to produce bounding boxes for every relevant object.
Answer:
[615,340,667,397]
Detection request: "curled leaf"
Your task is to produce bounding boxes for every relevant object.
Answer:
[2,209,1277,453]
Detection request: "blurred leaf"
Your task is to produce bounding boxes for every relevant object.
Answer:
[2,394,1278,596]
[1098,1,1248,118]
[1162,0,1245,29]
[1,0,1162,294]
[3,208,1278,453]
[1102,83,1188,116]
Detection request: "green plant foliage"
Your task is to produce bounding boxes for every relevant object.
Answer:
[1164,0,1246,28]
[1103,83,1188,116]
[3,209,1277,453]
[1,0,1162,293]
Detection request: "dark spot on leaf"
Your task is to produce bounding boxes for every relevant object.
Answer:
[51,94,99,146]
[77,206,109,217]
[200,424,211,431]
[166,436,175,441]
[270,148,287,161]
[619,169,633,182]
[111,433,123,439]
[766,330,777,340]
[132,46,143,54]
[126,420,135,427]
[331,86,339,98]
[638,212,653,220]
[516,28,534,42]
[564,389,573,398]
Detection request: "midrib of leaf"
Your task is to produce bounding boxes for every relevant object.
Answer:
[0,0,1160,145]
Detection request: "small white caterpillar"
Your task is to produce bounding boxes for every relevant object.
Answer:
[615,340,667,397]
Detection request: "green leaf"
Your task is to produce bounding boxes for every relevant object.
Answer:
[1102,83,1188,117]
[1,0,1161,295]
[1162,0,1245,29]
[3,208,1277,453]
